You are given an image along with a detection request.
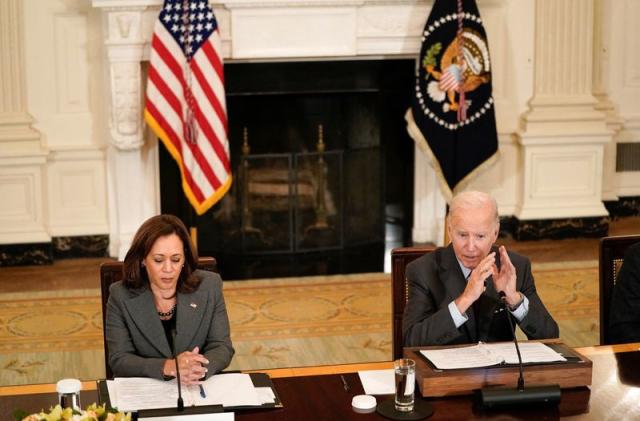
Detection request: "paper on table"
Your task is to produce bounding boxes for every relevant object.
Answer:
[483,342,567,365]
[255,387,276,404]
[108,373,272,412]
[110,377,181,412]
[420,344,503,369]
[357,369,395,395]
[138,414,234,421]
[199,373,264,407]
[420,342,566,370]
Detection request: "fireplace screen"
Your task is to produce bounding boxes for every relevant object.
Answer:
[220,148,343,254]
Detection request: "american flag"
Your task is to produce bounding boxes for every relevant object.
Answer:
[144,0,231,215]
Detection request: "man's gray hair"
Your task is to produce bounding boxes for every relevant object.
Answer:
[448,190,499,223]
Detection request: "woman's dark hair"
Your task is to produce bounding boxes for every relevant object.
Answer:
[123,214,200,293]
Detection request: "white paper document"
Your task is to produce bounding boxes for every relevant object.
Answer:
[357,369,395,395]
[138,414,234,421]
[420,342,566,370]
[108,373,275,412]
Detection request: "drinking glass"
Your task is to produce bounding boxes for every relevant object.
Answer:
[394,358,415,412]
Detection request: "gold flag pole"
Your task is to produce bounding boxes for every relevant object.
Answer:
[443,204,450,245]
[190,226,198,251]
[443,218,449,245]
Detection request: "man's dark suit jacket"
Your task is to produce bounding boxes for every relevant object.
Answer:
[106,270,234,379]
[609,241,640,344]
[402,245,559,346]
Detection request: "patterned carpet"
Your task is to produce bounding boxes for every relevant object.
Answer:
[530,260,599,346]
[0,262,599,386]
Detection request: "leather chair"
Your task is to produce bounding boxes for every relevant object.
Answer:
[391,246,435,360]
[100,257,217,379]
[599,235,640,345]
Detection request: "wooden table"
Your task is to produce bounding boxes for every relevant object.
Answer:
[1,344,639,420]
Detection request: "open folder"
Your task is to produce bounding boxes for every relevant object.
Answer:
[420,342,567,370]
[99,372,282,413]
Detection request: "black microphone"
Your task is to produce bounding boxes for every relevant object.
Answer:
[476,291,561,408]
[171,330,185,412]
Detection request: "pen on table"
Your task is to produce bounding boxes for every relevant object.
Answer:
[340,375,350,392]
[199,384,207,398]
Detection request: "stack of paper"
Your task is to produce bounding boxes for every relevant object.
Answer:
[107,373,276,412]
[420,342,567,370]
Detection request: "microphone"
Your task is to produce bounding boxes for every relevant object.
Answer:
[476,291,561,408]
[171,330,185,412]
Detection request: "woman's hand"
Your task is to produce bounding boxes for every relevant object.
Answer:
[163,346,209,385]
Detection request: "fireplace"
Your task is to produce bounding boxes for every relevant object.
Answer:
[160,59,415,279]
[90,0,440,263]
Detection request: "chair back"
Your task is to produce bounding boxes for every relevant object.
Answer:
[599,235,640,345]
[391,246,435,359]
[100,256,217,379]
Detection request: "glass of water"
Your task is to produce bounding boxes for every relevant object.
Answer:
[394,358,415,412]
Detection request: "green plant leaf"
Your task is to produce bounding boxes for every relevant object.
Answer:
[423,43,443,68]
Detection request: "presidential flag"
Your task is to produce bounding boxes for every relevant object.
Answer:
[145,0,231,215]
[406,0,498,200]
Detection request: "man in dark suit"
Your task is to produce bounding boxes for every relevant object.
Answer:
[609,241,640,344]
[402,191,559,346]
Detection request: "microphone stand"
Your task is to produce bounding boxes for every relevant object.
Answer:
[502,293,525,393]
[477,292,561,408]
[174,356,185,411]
[172,330,184,412]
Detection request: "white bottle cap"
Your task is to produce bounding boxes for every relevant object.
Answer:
[56,378,82,394]
[352,394,376,413]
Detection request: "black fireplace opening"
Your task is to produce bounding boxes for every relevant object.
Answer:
[160,58,415,280]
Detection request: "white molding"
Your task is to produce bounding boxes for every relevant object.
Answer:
[46,147,109,237]
[231,7,358,59]
[0,161,49,244]
[515,139,608,220]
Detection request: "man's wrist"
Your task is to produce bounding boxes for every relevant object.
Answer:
[455,294,473,314]
[506,292,524,311]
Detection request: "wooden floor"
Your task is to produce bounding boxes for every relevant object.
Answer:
[502,216,640,263]
[0,216,638,292]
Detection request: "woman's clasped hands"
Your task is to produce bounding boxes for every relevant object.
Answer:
[164,346,209,385]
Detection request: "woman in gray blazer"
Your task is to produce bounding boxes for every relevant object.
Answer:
[105,214,234,384]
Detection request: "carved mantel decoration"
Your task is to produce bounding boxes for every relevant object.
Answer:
[91,0,432,258]
[93,0,426,150]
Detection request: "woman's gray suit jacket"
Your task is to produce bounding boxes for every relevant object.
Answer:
[105,269,234,379]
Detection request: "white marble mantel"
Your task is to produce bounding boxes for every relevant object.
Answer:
[86,0,628,259]
[90,0,448,258]
[92,0,429,61]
